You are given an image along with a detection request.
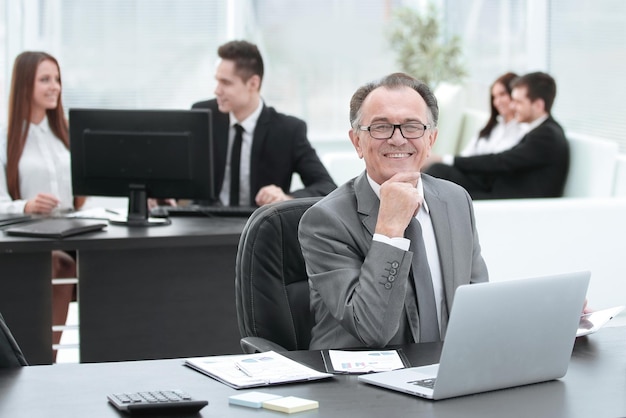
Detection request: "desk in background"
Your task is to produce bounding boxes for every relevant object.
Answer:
[0,216,247,365]
[0,327,624,417]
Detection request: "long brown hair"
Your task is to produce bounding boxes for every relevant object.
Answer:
[478,72,518,140]
[5,51,84,208]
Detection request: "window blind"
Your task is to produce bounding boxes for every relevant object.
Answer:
[50,0,227,111]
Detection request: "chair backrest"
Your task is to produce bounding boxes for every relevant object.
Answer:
[612,154,626,196]
[563,132,618,197]
[0,313,28,367]
[235,197,322,351]
[432,82,468,155]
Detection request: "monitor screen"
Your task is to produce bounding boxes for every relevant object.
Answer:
[69,108,214,226]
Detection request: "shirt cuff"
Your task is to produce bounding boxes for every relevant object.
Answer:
[373,233,410,251]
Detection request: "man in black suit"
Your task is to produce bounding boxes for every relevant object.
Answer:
[425,72,569,199]
[192,40,336,206]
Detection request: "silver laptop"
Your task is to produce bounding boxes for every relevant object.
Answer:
[358,271,590,400]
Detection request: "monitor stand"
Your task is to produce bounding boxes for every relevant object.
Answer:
[109,186,171,226]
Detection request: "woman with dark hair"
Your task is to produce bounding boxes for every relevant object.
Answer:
[457,72,526,157]
[426,72,527,171]
[0,51,85,358]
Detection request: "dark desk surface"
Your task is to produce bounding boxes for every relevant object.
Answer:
[0,216,249,364]
[1,326,624,418]
[0,216,248,252]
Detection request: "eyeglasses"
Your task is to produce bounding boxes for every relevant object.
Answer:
[358,122,430,140]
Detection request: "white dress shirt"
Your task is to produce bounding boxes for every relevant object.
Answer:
[460,116,528,156]
[219,100,264,206]
[442,116,528,165]
[0,117,74,214]
[367,175,445,333]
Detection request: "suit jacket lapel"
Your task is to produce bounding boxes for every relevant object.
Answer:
[354,172,379,236]
[247,104,271,202]
[422,176,456,318]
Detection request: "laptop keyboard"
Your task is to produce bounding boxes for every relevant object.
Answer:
[408,378,436,389]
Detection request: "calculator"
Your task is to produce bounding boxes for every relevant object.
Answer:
[107,390,208,414]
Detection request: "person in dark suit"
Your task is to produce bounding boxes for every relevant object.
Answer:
[192,40,336,207]
[426,72,569,199]
[298,73,488,350]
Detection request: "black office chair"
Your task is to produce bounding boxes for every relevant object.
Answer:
[0,312,28,367]
[235,197,322,354]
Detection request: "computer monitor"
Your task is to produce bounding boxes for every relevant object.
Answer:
[69,108,214,226]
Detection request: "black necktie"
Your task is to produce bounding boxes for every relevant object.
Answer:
[229,124,244,206]
[405,217,440,342]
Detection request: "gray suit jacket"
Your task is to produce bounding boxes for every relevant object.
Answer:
[298,171,488,350]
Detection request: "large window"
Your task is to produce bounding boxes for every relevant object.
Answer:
[445,0,626,151]
[548,0,626,148]
[1,0,625,150]
[0,0,399,142]
[253,0,398,139]
[1,0,227,121]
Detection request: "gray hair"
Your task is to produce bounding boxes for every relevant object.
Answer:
[349,72,438,130]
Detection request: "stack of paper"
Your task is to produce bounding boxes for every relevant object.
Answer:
[321,349,408,374]
[262,396,319,414]
[184,351,332,389]
[229,392,319,414]
[228,391,283,408]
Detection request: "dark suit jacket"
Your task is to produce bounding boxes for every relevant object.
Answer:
[452,116,569,199]
[298,172,488,349]
[192,99,336,204]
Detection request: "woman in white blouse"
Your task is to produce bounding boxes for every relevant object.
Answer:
[0,51,85,357]
[425,72,527,167]
[458,72,527,157]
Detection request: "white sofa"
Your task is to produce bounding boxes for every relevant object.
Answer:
[321,151,364,187]
[432,83,469,155]
[612,154,626,197]
[563,133,618,197]
[473,197,626,310]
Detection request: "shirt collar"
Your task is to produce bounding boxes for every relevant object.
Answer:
[230,99,263,134]
[31,116,50,133]
[526,114,549,132]
[366,172,430,214]
[497,114,515,127]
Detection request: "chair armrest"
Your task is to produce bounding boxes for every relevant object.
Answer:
[240,337,288,354]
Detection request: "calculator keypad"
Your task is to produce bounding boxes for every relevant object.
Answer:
[107,390,207,414]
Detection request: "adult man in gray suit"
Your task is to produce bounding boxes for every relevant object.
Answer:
[299,73,489,350]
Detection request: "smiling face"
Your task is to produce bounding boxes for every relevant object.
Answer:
[213,59,260,121]
[349,86,437,185]
[491,81,515,122]
[512,85,545,123]
[31,59,61,121]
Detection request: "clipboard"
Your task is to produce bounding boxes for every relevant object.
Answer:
[184,351,332,389]
[4,218,107,238]
[577,306,625,337]
[0,214,32,227]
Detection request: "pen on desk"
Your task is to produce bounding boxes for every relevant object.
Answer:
[234,362,254,377]
[105,209,121,215]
